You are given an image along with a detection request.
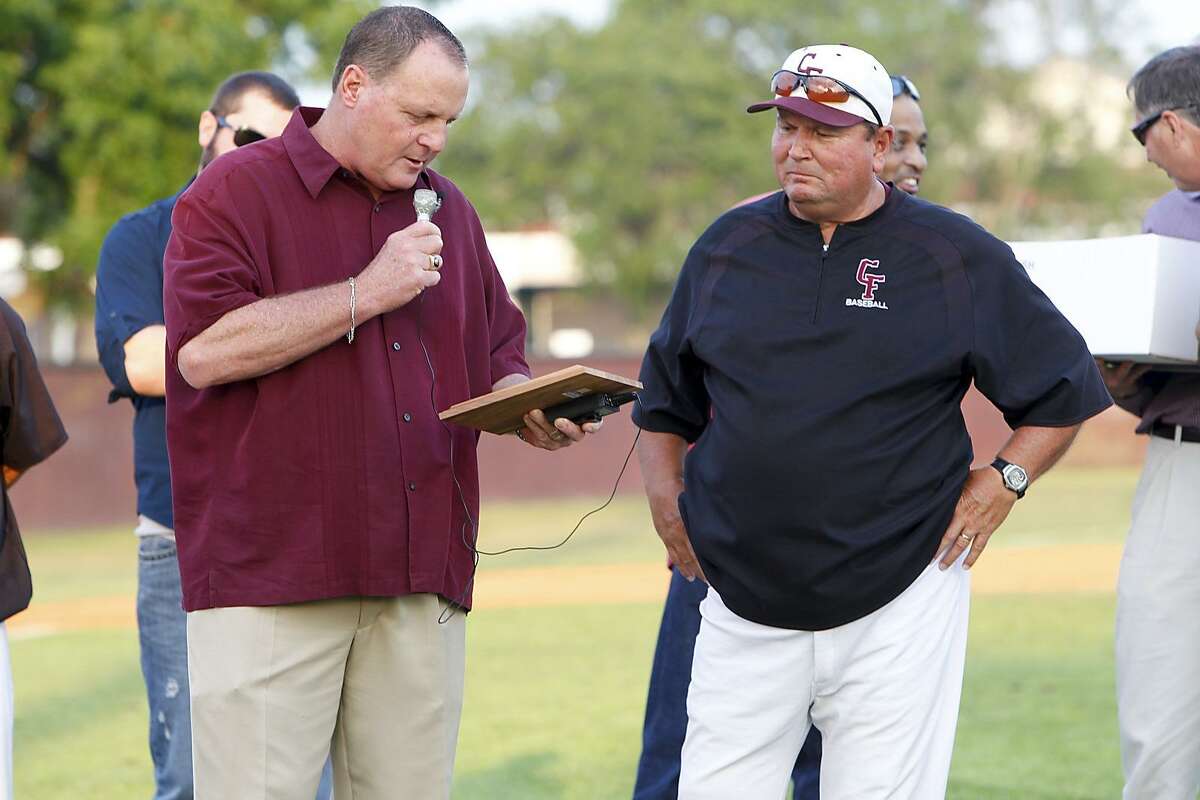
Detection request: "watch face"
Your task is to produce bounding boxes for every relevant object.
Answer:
[1004,464,1029,491]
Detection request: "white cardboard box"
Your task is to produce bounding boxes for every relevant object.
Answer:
[1008,234,1200,366]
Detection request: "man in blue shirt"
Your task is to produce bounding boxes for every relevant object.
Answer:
[94,71,301,800]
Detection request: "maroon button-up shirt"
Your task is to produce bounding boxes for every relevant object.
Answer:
[163,107,528,612]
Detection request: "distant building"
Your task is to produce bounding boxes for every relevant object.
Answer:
[486,228,650,358]
[0,236,92,365]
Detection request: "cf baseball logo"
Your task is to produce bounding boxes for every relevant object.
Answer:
[856,259,886,301]
[796,52,824,75]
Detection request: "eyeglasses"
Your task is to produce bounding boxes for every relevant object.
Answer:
[891,75,920,101]
[770,70,883,126]
[214,114,267,147]
[1130,104,1199,146]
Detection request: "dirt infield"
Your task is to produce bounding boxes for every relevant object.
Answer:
[475,541,1124,608]
[7,542,1123,640]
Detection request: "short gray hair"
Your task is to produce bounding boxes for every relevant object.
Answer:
[1128,45,1200,125]
[331,6,467,94]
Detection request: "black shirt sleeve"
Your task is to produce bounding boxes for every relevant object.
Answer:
[632,241,712,442]
[965,235,1113,428]
[0,301,68,471]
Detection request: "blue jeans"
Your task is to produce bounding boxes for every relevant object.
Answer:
[317,758,333,798]
[633,569,821,800]
[137,535,194,800]
[137,536,335,800]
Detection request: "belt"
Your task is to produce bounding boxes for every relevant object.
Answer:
[1150,423,1200,443]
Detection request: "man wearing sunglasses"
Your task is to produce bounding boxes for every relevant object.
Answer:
[1102,45,1200,800]
[886,76,927,196]
[94,71,315,800]
[634,43,1110,798]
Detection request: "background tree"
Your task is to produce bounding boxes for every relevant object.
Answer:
[438,0,1172,308]
[0,0,376,310]
[0,0,1178,314]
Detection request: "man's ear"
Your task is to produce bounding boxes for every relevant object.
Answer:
[337,64,368,108]
[1161,109,1192,143]
[198,110,218,149]
[1165,109,1200,145]
[873,125,894,170]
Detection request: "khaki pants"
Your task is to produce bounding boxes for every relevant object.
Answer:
[1117,436,1200,800]
[187,593,466,800]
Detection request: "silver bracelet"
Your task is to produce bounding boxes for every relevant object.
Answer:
[346,276,357,344]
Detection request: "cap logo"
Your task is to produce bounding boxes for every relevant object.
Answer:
[795,52,824,76]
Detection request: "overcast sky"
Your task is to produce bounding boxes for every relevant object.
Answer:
[411,0,1199,67]
[302,2,1197,105]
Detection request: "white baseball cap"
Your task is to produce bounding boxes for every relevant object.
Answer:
[748,44,893,127]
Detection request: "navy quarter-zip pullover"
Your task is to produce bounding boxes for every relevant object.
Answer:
[633,187,1112,630]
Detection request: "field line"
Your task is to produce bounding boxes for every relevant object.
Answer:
[7,542,1122,638]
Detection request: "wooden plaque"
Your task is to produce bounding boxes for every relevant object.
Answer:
[438,365,643,435]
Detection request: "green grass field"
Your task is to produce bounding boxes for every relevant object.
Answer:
[12,467,1139,798]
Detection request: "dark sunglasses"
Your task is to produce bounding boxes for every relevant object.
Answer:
[1130,104,1199,146]
[770,70,883,126]
[891,75,920,101]
[214,114,267,147]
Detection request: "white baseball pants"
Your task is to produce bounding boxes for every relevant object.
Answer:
[680,554,971,799]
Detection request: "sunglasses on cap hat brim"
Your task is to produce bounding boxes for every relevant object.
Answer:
[748,71,882,126]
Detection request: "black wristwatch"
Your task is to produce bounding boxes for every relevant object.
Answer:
[991,458,1029,499]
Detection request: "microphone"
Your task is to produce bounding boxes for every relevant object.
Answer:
[414,189,441,223]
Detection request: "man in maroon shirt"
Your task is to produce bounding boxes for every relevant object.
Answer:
[163,8,597,799]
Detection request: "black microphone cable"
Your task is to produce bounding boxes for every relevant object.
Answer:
[413,292,641,625]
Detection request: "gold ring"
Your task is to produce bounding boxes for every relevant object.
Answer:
[550,431,565,441]
[957,533,973,544]
[429,254,443,270]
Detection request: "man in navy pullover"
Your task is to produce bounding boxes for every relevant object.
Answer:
[633,44,1111,799]
[631,71,930,800]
